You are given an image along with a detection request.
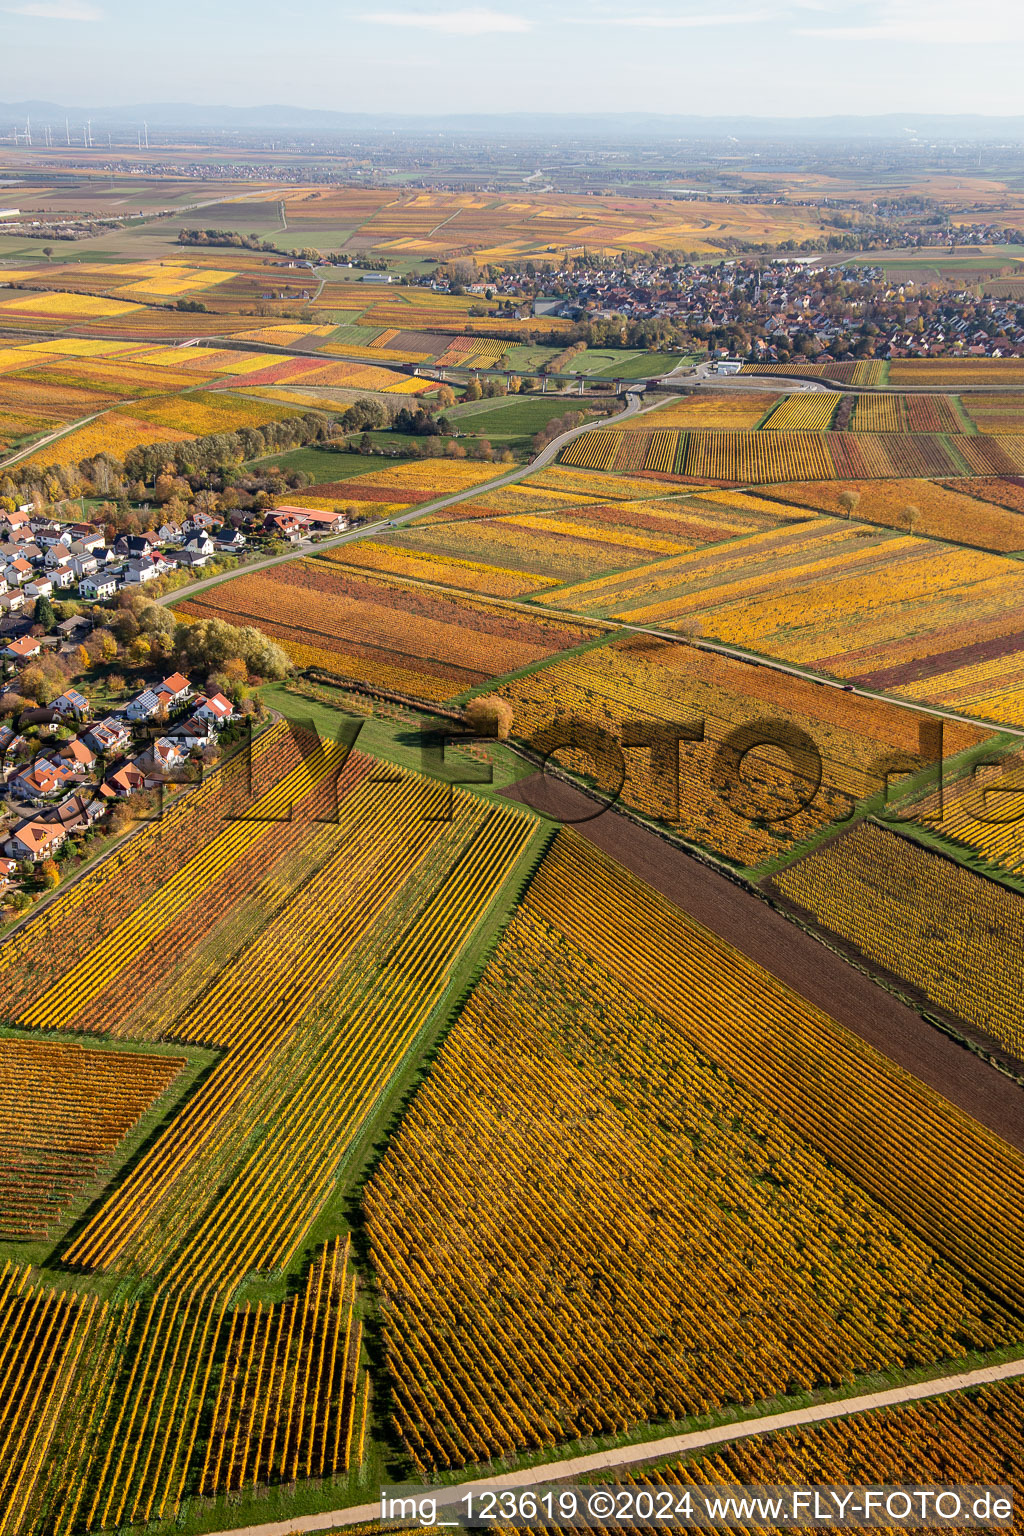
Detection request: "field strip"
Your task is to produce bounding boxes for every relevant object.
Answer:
[0,406,111,469]
[503,774,1024,1149]
[207,1356,1024,1536]
[151,394,1024,744]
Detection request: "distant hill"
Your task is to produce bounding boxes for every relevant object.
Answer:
[3,102,1024,141]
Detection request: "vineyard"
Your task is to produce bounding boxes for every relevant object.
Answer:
[493,634,978,866]
[177,562,589,703]
[760,392,841,430]
[560,425,1024,482]
[365,831,1024,1470]
[771,819,1024,1059]
[0,1039,183,1240]
[0,727,540,1533]
[603,1380,1024,1514]
[753,477,1024,551]
[538,517,1024,719]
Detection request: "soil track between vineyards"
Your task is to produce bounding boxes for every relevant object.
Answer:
[502,773,1024,1151]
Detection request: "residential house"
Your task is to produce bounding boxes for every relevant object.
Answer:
[0,591,27,614]
[44,543,72,569]
[9,757,78,801]
[125,687,163,721]
[0,857,16,891]
[56,615,93,642]
[171,714,214,749]
[79,574,118,601]
[263,513,305,542]
[66,526,105,553]
[214,527,246,552]
[43,792,104,835]
[3,817,66,862]
[181,532,216,558]
[158,673,192,706]
[267,506,348,535]
[146,736,187,775]
[70,553,99,580]
[176,548,211,570]
[125,559,159,586]
[51,688,90,722]
[157,522,183,545]
[49,564,75,590]
[3,634,40,662]
[114,534,155,560]
[25,578,53,600]
[55,737,96,774]
[4,558,32,587]
[32,523,65,547]
[106,761,146,797]
[84,716,132,755]
[193,692,234,729]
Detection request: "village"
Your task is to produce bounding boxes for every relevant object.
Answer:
[0,499,347,919]
[0,661,238,914]
[518,256,1024,363]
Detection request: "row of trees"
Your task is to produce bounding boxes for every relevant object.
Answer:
[1,411,334,511]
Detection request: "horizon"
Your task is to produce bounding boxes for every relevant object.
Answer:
[4,0,1024,118]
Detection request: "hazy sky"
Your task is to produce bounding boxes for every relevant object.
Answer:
[4,0,1024,116]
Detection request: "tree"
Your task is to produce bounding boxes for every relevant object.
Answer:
[39,858,60,890]
[34,594,56,633]
[464,695,513,741]
[837,490,861,518]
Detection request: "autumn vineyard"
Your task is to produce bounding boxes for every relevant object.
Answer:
[4,152,1024,1536]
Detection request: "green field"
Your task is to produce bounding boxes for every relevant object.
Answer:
[448,395,605,438]
[592,352,686,379]
[247,445,378,480]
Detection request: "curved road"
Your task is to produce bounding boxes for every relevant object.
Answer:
[155,387,658,604]
[159,393,1024,744]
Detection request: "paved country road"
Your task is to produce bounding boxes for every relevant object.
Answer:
[208,1355,1024,1536]
[158,400,1024,745]
[153,387,656,605]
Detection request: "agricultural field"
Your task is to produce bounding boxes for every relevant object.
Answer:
[494,634,981,866]
[770,819,1024,1060]
[353,479,806,589]
[609,1379,1024,1504]
[176,562,591,700]
[0,718,541,1532]
[560,424,1024,482]
[7,187,1024,1536]
[366,830,1024,1469]
[540,517,1024,727]
[756,477,1024,551]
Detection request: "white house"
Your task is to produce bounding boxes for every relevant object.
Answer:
[84,716,132,754]
[79,575,117,601]
[51,688,90,721]
[126,687,162,721]
[4,817,66,862]
[2,634,40,662]
[71,554,99,579]
[193,691,234,728]
[25,578,53,600]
